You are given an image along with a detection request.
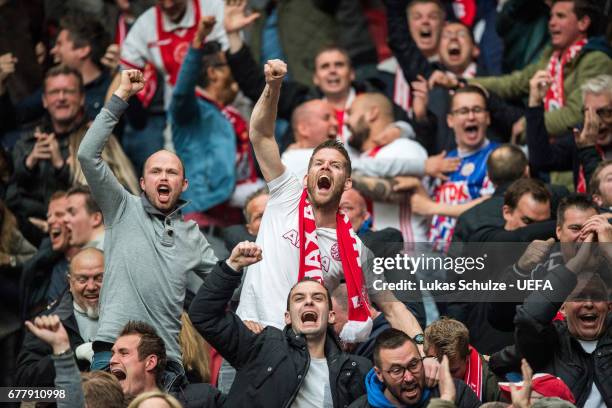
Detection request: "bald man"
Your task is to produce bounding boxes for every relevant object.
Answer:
[16,248,105,387]
[77,70,217,386]
[281,99,338,179]
[347,93,430,243]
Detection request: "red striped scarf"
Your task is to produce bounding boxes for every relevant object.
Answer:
[298,189,372,342]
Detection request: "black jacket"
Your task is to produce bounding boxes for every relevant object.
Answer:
[189,261,372,408]
[515,265,612,407]
[347,378,481,408]
[526,106,603,189]
[15,292,88,386]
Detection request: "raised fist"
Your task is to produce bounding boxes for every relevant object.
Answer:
[25,315,71,355]
[264,59,287,86]
[193,15,217,48]
[227,241,262,271]
[114,69,145,101]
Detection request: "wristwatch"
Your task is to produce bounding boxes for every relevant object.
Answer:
[413,333,424,345]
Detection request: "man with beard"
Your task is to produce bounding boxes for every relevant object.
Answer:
[77,69,217,383]
[348,328,480,408]
[236,59,430,356]
[527,74,612,192]
[347,92,432,243]
[16,247,104,386]
[189,241,371,407]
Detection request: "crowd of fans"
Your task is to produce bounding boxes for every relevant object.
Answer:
[0,0,611,407]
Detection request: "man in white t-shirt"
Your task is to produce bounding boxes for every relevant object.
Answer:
[346,92,430,243]
[120,0,228,108]
[237,59,427,344]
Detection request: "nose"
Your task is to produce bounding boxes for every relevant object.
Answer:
[467,109,476,119]
[85,278,97,292]
[402,369,416,382]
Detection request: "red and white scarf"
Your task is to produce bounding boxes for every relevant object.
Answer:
[298,189,372,342]
[464,345,483,400]
[544,39,587,112]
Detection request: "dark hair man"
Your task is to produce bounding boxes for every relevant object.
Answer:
[348,328,480,407]
[77,70,218,381]
[65,185,104,250]
[51,13,112,119]
[189,241,371,407]
[470,0,611,136]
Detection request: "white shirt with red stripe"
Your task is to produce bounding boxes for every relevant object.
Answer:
[364,139,429,243]
[120,0,228,108]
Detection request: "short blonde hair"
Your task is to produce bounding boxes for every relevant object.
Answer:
[424,317,470,360]
[127,391,182,408]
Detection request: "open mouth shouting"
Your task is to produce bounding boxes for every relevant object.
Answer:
[446,43,462,61]
[157,184,171,204]
[401,381,421,400]
[111,367,127,382]
[300,310,319,327]
[577,311,601,329]
[317,174,332,194]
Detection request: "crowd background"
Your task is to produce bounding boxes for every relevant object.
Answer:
[0,0,611,407]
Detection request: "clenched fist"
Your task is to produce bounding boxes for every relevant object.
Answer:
[227,241,262,271]
[264,59,287,87]
[193,16,217,49]
[114,69,145,101]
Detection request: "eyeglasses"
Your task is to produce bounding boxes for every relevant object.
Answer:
[45,88,79,97]
[451,106,487,117]
[442,31,470,40]
[582,106,612,120]
[384,358,423,381]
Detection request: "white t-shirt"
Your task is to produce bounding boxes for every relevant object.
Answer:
[120,0,228,108]
[236,171,371,328]
[292,357,333,408]
[578,339,604,408]
[364,138,429,243]
[281,148,314,181]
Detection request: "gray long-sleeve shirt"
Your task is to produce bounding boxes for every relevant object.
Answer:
[77,95,217,363]
[53,351,85,408]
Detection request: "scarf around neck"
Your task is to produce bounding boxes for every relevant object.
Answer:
[298,188,372,342]
[544,38,587,111]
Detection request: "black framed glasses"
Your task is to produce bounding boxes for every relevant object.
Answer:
[451,106,488,116]
[384,357,423,381]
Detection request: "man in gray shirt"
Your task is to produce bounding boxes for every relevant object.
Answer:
[77,70,217,383]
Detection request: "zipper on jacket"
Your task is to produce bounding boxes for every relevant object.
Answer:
[283,345,310,408]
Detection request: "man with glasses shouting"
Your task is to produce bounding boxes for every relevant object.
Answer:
[349,328,480,407]
[429,85,498,252]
